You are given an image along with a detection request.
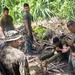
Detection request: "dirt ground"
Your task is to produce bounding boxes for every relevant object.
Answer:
[27,53,69,75]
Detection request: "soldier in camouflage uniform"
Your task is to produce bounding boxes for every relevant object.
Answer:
[23,3,34,55]
[39,37,70,63]
[53,37,70,62]
[0,7,15,32]
[0,32,22,75]
[67,20,75,75]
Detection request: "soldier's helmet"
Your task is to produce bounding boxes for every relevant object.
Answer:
[4,30,22,42]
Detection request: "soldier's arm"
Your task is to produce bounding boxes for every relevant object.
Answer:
[71,42,75,47]
[66,38,75,48]
[23,14,30,36]
[0,18,5,39]
[56,47,62,51]
[24,20,30,36]
[0,26,5,39]
[11,16,15,29]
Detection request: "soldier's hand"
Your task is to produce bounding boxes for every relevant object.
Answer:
[62,45,70,53]
[66,39,72,46]
[27,32,30,37]
[56,47,59,50]
[56,47,62,51]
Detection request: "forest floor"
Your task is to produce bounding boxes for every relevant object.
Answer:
[27,48,69,75]
[15,17,70,75]
[0,17,71,75]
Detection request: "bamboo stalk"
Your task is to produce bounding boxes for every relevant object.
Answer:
[45,52,62,64]
[39,52,54,61]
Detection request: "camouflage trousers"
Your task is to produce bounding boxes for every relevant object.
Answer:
[24,33,33,55]
[69,53,75,75]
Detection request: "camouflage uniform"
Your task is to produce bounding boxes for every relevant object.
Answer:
[39,38,70,62]
[0,15,14,31]
[69,33,75,75]
[23,12,33,54]
[53,38,70,62]
[60,38,70,61]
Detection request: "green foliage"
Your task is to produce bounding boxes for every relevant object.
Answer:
[49,0,75,20]
[32,25,46,40]
[0,0,23,24]
[0,0,75,24]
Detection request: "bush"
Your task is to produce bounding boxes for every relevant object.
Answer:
[32,25,46,40]
[0,0,75,24]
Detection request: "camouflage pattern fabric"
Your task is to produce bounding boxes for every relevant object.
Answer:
[69,33,75,75]
[0,46,27,75]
